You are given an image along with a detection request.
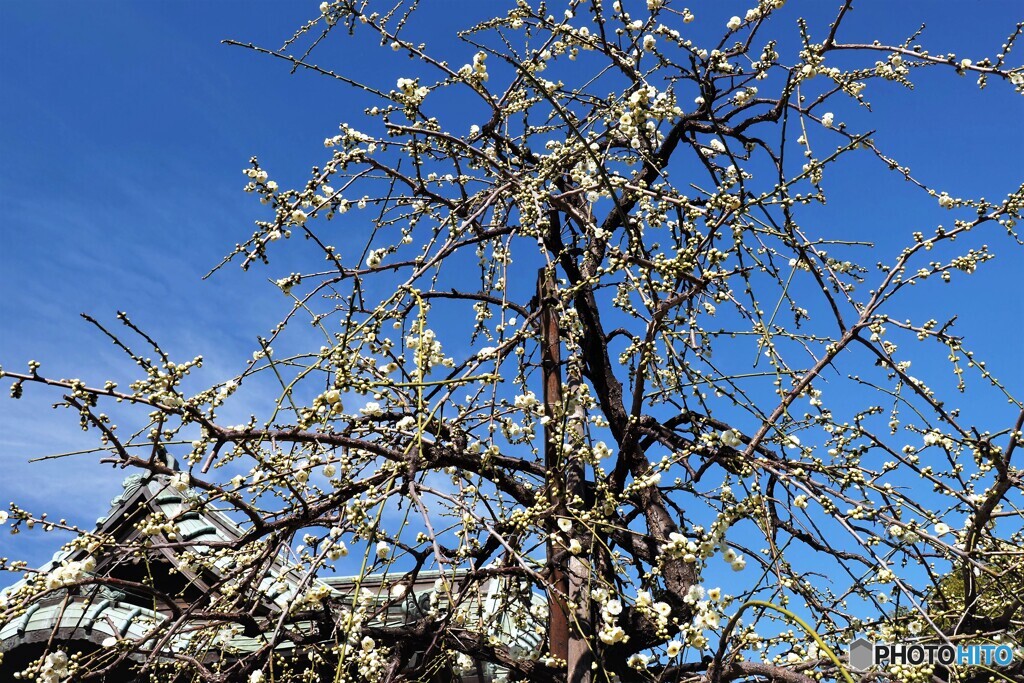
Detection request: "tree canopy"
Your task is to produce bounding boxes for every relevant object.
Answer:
[3,1,1024,682]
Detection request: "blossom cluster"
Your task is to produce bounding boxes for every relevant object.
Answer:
[43,556,95,591]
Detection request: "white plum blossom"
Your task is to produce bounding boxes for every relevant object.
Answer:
[684,585,706,604]
[45,556,96,590]
[923,430,953,448]
[361,401,384,417]
[599,624,627,644]
[38,651,69,683]
[169,472,189,491]
[324,389,342,405]
[453,652,475,674]
[720,429,743,447]
[628,653,650,669]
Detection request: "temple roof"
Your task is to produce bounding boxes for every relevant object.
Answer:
[0,460,545,679]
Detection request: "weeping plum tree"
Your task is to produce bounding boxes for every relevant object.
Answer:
[3,1,1024,682]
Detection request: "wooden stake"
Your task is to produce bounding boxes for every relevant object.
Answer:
[539,267,592,683]
[540,267,570,668]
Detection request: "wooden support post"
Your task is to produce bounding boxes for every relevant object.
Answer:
[540,267,570,667]
[565,373,592,683]
[539,267,591,683]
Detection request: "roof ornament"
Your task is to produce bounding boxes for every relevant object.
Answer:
[99,449,182,523]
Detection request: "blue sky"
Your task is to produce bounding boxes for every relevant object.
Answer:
[1,0,1021,579]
